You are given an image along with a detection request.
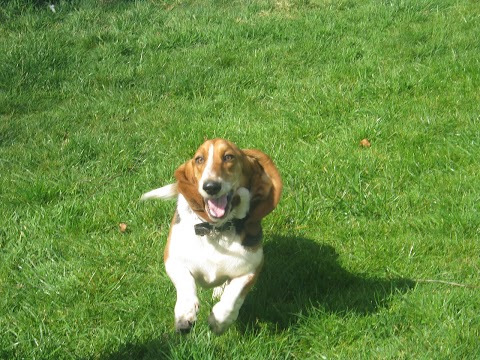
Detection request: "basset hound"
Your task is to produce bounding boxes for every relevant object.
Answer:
[141,138,282,334]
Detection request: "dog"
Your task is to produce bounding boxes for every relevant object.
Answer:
[141,138,282,334]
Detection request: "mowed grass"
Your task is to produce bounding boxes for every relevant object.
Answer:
[1,0,479,358]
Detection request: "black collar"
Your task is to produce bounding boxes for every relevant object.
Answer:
[194,219,243,236]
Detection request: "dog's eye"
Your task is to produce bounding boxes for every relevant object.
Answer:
[195,156,204,165]
[223,154,235,162]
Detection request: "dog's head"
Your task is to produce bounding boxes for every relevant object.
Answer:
[174,138,282,227]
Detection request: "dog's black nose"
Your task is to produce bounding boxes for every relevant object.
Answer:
[203,181,222,195]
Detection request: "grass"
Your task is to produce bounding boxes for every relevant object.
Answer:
[1,0,479,358]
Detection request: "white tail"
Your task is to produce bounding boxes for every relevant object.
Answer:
[141,183,178,201]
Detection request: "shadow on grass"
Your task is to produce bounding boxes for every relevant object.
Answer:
[101,235,414,358]
[101,334,173,360]
[238,235,415,331]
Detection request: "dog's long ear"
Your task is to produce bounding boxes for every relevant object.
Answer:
[243,149,282,221]
[241,149,282,244]
[174,160,205,215]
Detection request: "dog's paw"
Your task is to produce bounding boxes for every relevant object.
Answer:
[207,303,237,335]
[208,312,229,335]
[174,298,199,333]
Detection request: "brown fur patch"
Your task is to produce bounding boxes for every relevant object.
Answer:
[164,211,180,262]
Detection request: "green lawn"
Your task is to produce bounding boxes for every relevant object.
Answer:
[1,0,479,358]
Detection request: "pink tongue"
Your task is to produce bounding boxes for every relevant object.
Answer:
[207,195,228,218]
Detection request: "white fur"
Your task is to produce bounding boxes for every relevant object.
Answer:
[140,183,178,201]
[200,145,215,181]
[166,193,262,334]
[230,187,250,220]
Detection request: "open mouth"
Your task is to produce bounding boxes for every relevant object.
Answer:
[205,192,233,220]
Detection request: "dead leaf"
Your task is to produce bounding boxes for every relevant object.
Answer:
[119,223,127,233]
[360,138,371,148]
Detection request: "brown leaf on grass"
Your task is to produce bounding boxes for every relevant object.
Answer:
[360,138,371,148]
[119,223,127,233]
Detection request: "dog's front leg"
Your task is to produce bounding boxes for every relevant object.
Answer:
[208,272,258,335]
[165,261,199,333]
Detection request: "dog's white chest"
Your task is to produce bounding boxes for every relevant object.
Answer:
[166,195,263,288]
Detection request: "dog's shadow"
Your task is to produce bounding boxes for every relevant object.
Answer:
[238,235,415,331]
[101,235,415,359]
